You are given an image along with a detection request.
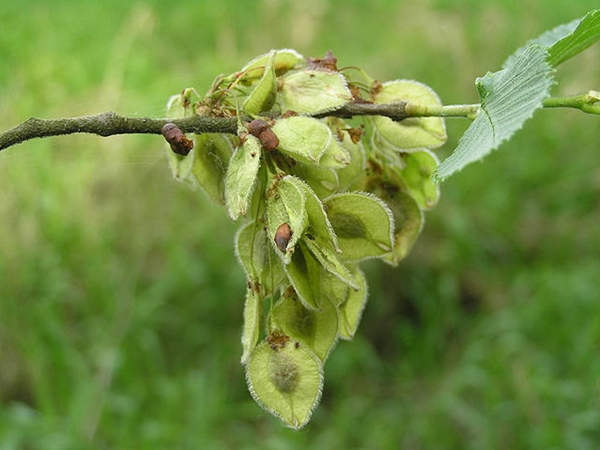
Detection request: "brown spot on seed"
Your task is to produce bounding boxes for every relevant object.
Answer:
[274,223,292,252]
[267,332,290,351]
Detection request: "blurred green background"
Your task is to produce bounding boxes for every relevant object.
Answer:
[1,1,599,448]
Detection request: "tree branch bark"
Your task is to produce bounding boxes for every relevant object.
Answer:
[1,90,597,153]
[0,112,238,152]
[1,102,478,152]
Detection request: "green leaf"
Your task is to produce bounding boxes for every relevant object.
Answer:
[271,117,332,164]
[435,45,554,180]
[225,135,262,220]
[235,221,286,296]
[548,10,600,67]
[191,133,234,204]
[502,23,578,70]
[372,80,447,150]
[280,70,352,114]
[270,294,338,362]
[246,339,323,430]
[241,287,262,365]
[323,192,395,261]
[338,267,368,340]
[400,149,440,210]
[503,10,600,68]
[243,52,277,114]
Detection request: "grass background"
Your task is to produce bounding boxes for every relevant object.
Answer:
[1,0,599,448]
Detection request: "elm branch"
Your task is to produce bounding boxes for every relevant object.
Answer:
[0,103,482,152]
[5,93,596,153]
[0,112,238,151]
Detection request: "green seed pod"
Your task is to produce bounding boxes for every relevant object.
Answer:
[269,294,339,362]
[238,49,304,85]
[268,351,300,393]
[271,117,332,164]
[323,192,395,261]
[367,171,425,266]
[241,286,261,365]
[243,52,277,114]
[224,135,262,220]
[400,149,441,210]
[280,69,352,114]
[245,340,323,429]
[234,221,287,296]
[337,267,368,340]
[266,175,308,263]
[191,133,233,204]
[372,79,447,151]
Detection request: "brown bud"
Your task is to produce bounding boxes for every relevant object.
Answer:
[247,119,270,138]
[161,123,194,156]
[257,128,279,152]
[274,223,292,252]
[247,119,279,152]
[307,50,338,71]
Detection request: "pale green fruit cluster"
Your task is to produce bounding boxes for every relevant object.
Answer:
[164,49,447,429]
